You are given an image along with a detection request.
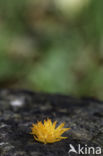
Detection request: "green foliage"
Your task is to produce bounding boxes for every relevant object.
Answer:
[0,0,103,99]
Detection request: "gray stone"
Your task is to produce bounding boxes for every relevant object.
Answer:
[0,89,103,156]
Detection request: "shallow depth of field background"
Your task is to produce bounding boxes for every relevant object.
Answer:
[0,0,103,99]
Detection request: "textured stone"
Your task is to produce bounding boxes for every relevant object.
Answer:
[0,89,103,156]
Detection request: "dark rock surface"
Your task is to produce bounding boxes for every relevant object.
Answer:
[0,89,103,156]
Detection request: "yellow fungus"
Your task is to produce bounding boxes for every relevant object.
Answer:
[30,118,70,144]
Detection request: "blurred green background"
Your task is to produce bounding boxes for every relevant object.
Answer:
[0,0,103,99]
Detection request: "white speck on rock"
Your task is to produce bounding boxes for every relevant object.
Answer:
[0,142,8,146]
[0,123,8,128]
[10,99,24,107]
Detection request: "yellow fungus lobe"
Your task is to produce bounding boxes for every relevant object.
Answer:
[30,118,70,144]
